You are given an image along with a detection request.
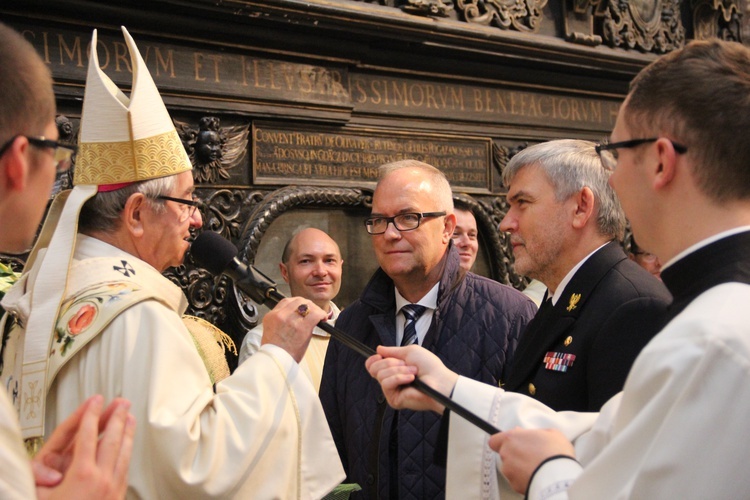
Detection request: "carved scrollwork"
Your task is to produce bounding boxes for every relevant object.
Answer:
[456,0,549,32]
[53,115,77,194]
[199,188,265,242]
[487,142,530,288]
[400,0,454,17]
[165,264,231,324]
[487,195,529,289]
[492,141,529,180]
[563,0,606,46]
[691,0,742,42]
[601,0,686,52]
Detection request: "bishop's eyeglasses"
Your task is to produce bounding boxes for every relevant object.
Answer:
[364,212,446,235]
[156,195,201,222]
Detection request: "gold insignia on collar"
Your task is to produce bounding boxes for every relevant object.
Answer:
[566,293,581,312]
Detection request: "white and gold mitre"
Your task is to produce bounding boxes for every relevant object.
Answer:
[12,27,192,443]
[74,26,191,187]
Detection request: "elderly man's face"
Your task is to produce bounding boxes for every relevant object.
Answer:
[140,170,202,271]
[281,228,343,311]
[370,168,452,284]
[452,209,479,272]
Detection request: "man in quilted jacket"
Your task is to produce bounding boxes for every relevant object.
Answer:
[320,159,536,499]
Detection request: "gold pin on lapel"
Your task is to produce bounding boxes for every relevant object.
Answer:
[567,293,581,312]
[564,336,573,346]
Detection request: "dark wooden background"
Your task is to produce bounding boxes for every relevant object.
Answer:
[2,0,746,369]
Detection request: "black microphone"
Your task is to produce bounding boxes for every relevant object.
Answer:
[190,231,501,435]
[191,230,283,307]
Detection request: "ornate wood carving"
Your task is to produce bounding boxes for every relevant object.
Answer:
[175,117,250,184]
[564,0,687,53]
[564,0,605,46]
[488,141,530,289]
[401,0,454,17]
[456,0,549,32]
[199,188,264,242]
[692,0,742,41]
[487,195,529,289]
[53,115,77,194]
[601,0,686,52]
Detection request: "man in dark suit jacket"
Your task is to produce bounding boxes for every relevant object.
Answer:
[500,139,672,411]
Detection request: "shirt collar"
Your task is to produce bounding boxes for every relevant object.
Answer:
[662,225,750,271]
[550,241,609,306]
[395,282,439,312]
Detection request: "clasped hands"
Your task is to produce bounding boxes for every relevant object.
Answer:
[33,394,136,499]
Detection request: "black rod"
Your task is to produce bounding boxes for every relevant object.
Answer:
[257,275,501,435]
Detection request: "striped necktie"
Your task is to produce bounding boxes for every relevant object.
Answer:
[400,304,427,346]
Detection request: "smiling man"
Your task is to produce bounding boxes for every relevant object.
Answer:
[320,159,535,499]
[239,227,343,390]
[451,203,479,273]
[499,139,671,411]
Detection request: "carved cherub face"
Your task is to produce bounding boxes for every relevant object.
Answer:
[195,129,222,163]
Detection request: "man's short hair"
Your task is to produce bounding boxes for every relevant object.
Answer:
[0,22,55,144]
[377,159,454,213]
[503,139,626,241]
[78,175,176,233]
[453,197,475,215]
[625,39,750,203]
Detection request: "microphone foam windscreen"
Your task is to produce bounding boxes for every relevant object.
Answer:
[191,231,238,275]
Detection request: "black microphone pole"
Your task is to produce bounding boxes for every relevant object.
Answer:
[244,265,501,436]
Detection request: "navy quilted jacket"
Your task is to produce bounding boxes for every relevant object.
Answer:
[320,246,536,499]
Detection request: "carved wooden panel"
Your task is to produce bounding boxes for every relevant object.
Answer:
[456,0,548,32]
[565,0,688,52]
[692,0,743,41]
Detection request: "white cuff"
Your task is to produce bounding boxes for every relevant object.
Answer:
[526,456,581,500]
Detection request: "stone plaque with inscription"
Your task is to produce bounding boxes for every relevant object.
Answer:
[253,123,492,192]
[351,72,621,131]
[13,22,350,112]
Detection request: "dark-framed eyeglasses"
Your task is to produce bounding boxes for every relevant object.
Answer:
[364,211,446,235]
[0,135,78,173]
[595,138,688,171]
[156,195,201,222]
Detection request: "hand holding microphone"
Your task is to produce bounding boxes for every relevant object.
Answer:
[262,297,326,363]
[190,231,326,362]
